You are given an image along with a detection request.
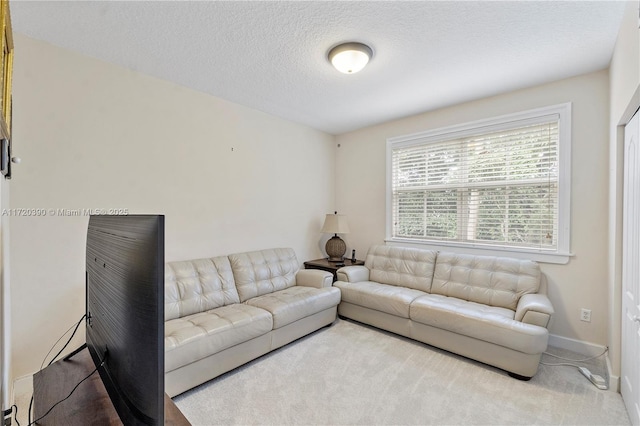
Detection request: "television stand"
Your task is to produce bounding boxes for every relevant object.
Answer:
[33,347,190,425]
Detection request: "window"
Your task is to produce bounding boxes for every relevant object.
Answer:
[386,103,571,264]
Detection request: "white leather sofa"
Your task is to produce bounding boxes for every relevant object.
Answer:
[335,245,554,379]
[164,248,340,397]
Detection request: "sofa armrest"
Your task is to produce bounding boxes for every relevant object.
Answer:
[515,293,555,328]
[296,269,333,288]
[336,265,370,283]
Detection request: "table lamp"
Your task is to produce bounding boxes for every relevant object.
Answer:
[321,212,350,261]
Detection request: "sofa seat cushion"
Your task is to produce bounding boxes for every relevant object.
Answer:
[334,281,426,318]
[165,304,273,372]
[245,286,340,329]
[409,294,548,354]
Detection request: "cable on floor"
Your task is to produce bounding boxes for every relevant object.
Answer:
[543,346,608,363]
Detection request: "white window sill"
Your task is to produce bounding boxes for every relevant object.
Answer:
[384,238,573,265]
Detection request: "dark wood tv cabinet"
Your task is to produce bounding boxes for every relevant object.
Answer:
[33,347,190,425]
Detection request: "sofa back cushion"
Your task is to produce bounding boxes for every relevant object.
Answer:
[365,245,437,293]
[431,252,540,310]
[229,248,299,302]
[165,256,240,321]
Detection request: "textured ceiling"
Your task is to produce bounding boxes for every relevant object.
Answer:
[11,1,627,135]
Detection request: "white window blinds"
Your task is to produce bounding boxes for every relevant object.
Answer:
[389,111,566,253]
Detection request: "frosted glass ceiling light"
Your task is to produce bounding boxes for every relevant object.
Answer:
[328,42,373,74]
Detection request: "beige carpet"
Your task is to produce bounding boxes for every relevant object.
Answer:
[173,319,631,425]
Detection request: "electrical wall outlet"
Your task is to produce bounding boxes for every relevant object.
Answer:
[580,308,592,322]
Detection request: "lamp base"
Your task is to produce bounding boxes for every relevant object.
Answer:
[325,235,346,262]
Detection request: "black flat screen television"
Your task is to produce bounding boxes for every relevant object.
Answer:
[85,214,165,425]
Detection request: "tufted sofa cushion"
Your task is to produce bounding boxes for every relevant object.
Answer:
[229,248,299,303]
[246,286,341,329]
[165,256,240,321]
[431,252,541,311]
[164,304,272,372]
[410,294,548,354]
[365,245,437,293]
[335,280,426,318]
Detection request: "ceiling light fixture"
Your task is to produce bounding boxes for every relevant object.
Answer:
[328,42,373,74]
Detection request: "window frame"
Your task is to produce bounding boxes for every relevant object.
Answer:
[385,103,572,264]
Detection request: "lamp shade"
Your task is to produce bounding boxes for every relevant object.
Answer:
[321,214,350,234]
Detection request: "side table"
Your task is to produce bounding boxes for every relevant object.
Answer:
[303,258,365,282]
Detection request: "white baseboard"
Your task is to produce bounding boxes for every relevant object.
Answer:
[12,374,33,403]
[548,334,619,392]
[548,334,607,357]
[606,355,620,393]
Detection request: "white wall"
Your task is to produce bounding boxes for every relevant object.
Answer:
[336,70,611,349]
[9,34,336,379]
[608,0,640,382]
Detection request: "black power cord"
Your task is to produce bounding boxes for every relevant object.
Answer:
[2,407,13,425]
[41,314,87,370]
[10,404,19,426]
